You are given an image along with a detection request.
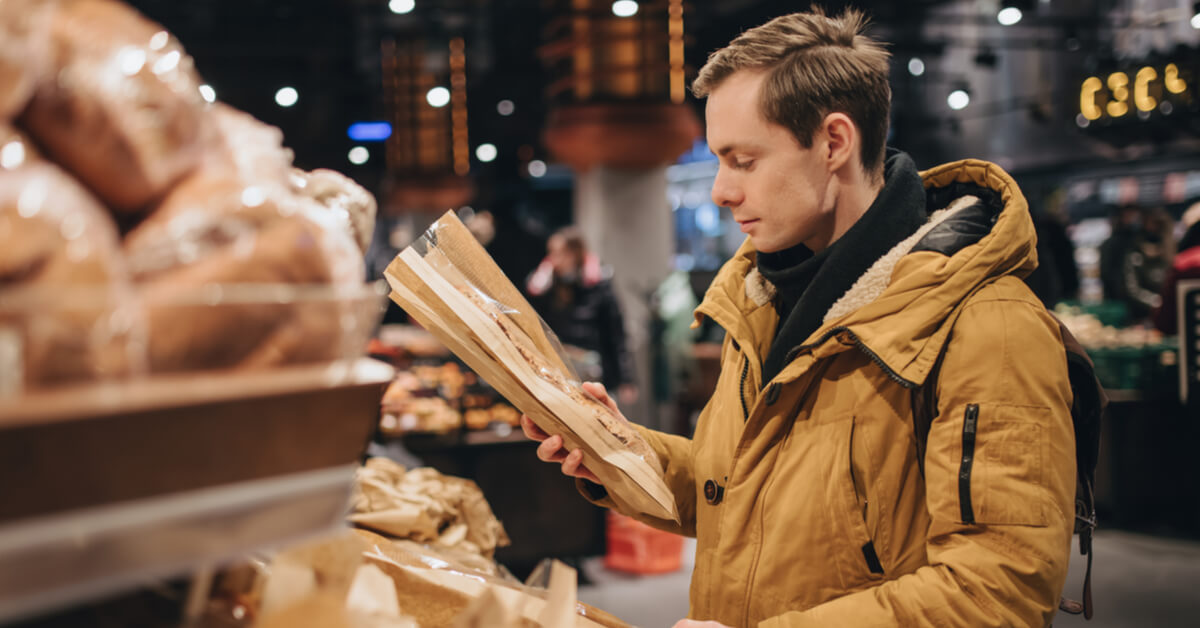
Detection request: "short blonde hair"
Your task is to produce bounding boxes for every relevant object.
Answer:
[693,7,891,176]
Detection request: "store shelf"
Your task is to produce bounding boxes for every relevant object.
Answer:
[0,358,394,625]
[393,425,531,451]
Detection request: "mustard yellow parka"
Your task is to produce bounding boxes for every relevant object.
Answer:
[586,159,1076,627]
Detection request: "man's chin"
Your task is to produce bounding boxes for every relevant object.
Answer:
[750,237,784,254]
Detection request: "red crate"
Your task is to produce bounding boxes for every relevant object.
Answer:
[604,511,684,575]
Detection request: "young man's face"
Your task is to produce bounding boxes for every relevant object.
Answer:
[706,70,838,253]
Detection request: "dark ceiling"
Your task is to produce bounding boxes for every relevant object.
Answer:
[123,0,981,181]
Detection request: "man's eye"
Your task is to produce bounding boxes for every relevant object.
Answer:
[734,160,753,170]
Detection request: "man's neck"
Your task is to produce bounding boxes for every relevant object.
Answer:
[806,174,885,253]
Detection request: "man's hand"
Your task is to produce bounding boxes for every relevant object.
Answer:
[672,621,732,628]
[519,381,626,485]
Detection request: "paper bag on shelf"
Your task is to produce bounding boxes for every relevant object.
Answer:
[383,211,678,523]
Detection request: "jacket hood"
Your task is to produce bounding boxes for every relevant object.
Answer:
[695,158,1039,387]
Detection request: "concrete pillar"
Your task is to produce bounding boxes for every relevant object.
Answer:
[573,166,672,431]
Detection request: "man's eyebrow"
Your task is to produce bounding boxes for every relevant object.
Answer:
[713,144,747,157]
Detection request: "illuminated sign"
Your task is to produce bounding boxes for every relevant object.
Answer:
[1079,62,1193,122]
[347,122,393,142]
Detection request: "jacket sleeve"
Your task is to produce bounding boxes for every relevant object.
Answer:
[576,423,698,537]
[761,289,1077,628]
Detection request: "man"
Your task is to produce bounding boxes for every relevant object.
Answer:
[523,7,1076,627]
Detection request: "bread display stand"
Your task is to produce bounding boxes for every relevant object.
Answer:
[0,358,393,624]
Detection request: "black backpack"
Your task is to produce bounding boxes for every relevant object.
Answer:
[911,315,1106,620]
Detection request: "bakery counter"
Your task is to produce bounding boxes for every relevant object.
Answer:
[394,425,607,580]
[1093,388,1198,537]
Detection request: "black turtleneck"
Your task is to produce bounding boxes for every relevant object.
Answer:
[757,150,928,386]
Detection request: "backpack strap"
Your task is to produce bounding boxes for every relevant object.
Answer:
[909,337,950,477]
[1054,319,1105,621]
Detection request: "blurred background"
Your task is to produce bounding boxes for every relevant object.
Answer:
[130,0,1200,616]
[6,0,1200,626]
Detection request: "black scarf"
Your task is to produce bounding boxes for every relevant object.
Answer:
[757,150,928,386]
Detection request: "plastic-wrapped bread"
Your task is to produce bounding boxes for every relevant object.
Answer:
[211,103,295,188]
[0,161,137,392]
[0,124,40,168]
[20,0,210,213]
[124,169,366,372]
[292,168,378,254]
[0,0,53,120]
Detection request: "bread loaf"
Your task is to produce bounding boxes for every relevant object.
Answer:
[20,0,209,213]
[0,123,40,169]
[292,168,377,254]
[124,168,365,372]
[0,163,135,390]
[0,0,53,120]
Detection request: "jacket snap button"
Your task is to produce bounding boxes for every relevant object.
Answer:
[704,479,724,505]
[765,383,781,405]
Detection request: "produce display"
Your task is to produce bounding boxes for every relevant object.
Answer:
[0,0,377,395]
[1055,303,1179,392]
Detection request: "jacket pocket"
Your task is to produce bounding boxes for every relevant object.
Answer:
[959,403,1050,527]
[837,416,884,580]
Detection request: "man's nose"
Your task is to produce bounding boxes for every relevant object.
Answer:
[711,169,741,208]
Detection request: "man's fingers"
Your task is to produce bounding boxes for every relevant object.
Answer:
[562,449,601,484]
[536,435,567,463]
[520,415,549,441]
[581,381,620,414]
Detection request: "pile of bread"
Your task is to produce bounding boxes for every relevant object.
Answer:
[0,0,376,394]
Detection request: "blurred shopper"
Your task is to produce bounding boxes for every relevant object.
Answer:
[1025,197,1080,307]
[1153,202,1200,334]
[526,226,637,405]
[1100,205,1174,321]
[524,7,1078,627]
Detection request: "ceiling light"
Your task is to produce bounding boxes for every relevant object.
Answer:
[612,1,638,18]
[198,84,216,103]
[528,159,547,178]
[998,7,1022,25]
[475,143,498,163]
[497,99,515,116]
[348,146,370,165]
[908,57,925,76]
[389,0,415,15]
[947,88,971,110]
[1192,2,1200,29]
[426,86,450,108]
[275,87,298,107]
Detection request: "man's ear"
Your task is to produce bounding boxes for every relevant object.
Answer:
[820,112,857,173]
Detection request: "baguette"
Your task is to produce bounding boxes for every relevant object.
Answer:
[456,286,659,466]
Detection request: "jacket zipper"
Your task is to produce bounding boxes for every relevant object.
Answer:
[959,403,979,524]
[738,354,750,421]
[793,326,918,389]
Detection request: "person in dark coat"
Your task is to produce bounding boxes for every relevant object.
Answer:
[526,226,637,404]
[1154,202,1200,335]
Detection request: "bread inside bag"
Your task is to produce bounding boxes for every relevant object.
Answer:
[384,211,678,523]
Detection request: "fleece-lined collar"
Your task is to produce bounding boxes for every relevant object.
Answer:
[757,150,929,388]
[695,158,1038,388]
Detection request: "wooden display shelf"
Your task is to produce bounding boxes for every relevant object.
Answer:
[0,359,393,624]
